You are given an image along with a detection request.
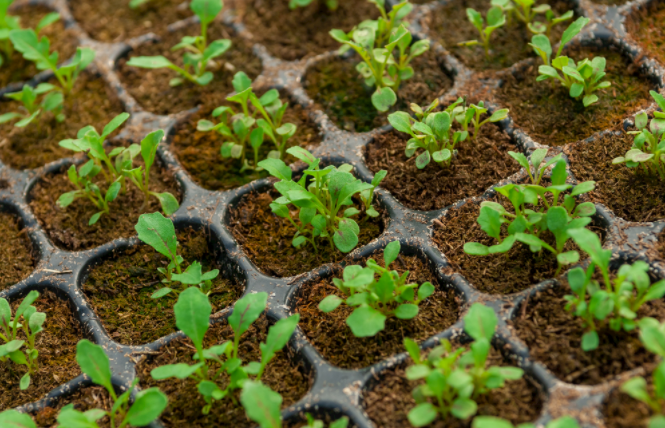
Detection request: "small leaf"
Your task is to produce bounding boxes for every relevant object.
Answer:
[346,306,386,337]
[371,87,397,112]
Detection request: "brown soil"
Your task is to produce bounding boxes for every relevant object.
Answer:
[590,0,630,5]
[32,386,113,428]
[304,49,453,132]
[0,6,77,88]
[234,0,379,61]
[136,315,311,428]
[602,369,657,428]
[0,73,126,170]
[659,232,665,260]
[229,190,386,278]
[495,47,653,146]
[363,345,543,428]
[83,228,243,346]
[427,0,573,72]
[627,1,665,66]
[171,93,322,191]
[70,0,191,43]
[296,249,460,369]
[116,24,262,115]
[565,130,665,223]
[0,212,35,291]
[0,290,82,410]
[28,145,181,251]
[364,124,518,212]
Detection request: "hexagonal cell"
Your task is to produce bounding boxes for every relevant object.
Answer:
[0,73,127,170]
[135,315,312,427]
[0,209,35,291]
[565,131,665,223]
[116,23,262,116]
[28,140,182,251]
[170,90,322,191]
[602,379,656,428]
[494,45,654,147]
[303,51,453,133]
[31,385,111,426]
[293,245,460,369]
[0,289,83,410]
[232,0,379,61]
[627,0,665,67]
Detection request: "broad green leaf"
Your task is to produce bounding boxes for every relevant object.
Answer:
[260,314,299,366]
[151,362,203,380]
[135,212,178,259]
[240,381,282,428]
[407,402,438,427]
[76,340,113,391]
[127,55,174,69]
[319,295,343,312]
[347,306,386,337]
[383,240,400,267]
[333,218,359,253]
[229,292,267,337]
[394,304,418,319]
[190,0,223,24]
[464,303,497,341]
[124,388,168,426]
[371,87,397,112]
[0,409,37,428]
[174,287,211,351]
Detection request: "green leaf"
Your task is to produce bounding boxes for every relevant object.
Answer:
[451,397,478,419]
[174,287,211,351]
[478,205,502,241]
[557,251,580,265]
[464,242,490,256]
[464,303,497,341]
[388,111,412,134]
[151,287,173,299]
[371,87,397,112]
[135,212,178,259]
[394,304,419,319]
[127,55,174,69]
[260,314,299,367]
[76,340,113,391]
[415,150,431,169]
[190,0,223,24]
[472,416,516,428]
[0,410,38,428]
[240,381,282,428]
[581,330,599,351]
[229,292,268,337]
[258,158,292,181]
[383,240,400,267]
[124,388,168,426]
[319,295,343,312]
[408,402,438,427]
[19,373,30,390]
[347,306,386,337]
[153,192,180,216]
[333,218,359,253]
[559,17,589,54]
[151,362,203,380]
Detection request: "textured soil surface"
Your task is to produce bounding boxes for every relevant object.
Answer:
[627,1,665,67]
[32,386,113,428]
[0,212,34,291]
[602,369,656,428]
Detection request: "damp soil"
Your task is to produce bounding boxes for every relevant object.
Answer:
[0,73,126,170]
[171,92,322,191]
[116,24,262,115]
[28,145,181,251]
[137,315,311,428]
[296,249,460,369]
[32,386,114,428]
[304,49,453,132]
[83,228,243,346]
[495,46,653,146]
[602,368,657,428]
[627,0,665,66]
[364,124,518,212]
[229,190,386,278]
[0,290,82,410]
[234,0,379,61]
[0,212,35,291]
[363,344,544,428]
[565,130,665,223]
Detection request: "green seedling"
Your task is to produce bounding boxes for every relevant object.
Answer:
[459,7,506,59]
[329,0,429,112]
[318,240,435,337]
[127,0,231,86]
[289,0,338,11]
[530,17,611,107]
[134,212,219,298]
[406,304,524,426]
[508,148,563,185]
[304,414,350,428]
[57,339,167,428]
[453,100,509,140]
[197,72,298,170]
[0,290,45,390]
[360,169,386,221]
[129,0,151,8]
[528,9,574,38]
[0,1,60,66]
[613,91,665,180]
[259,147,382,254]
[0,409,38,428]
[0,83,63,127]
[564,228,665,351]
[472,415,581,428]
[151,289,299,415]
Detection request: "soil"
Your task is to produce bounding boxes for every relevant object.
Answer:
[136,315,312,428]
[171,92,322,191]
[363,344,544,428]
[0,6,77,88]
[304,49,454,132]
[82,228,243,346]
[660,232,665,260]
[28,144,181,251]
[0,73,126,170]
[0,212,35,291]
[495,46,653,146]
[627,0,665,67]
[116,24,263,115]
[0,290,82,410]
[602,368,657,428]
[364,124,518,212]
[229,190,386,278]
[32,386,113,428]
[296,248,460,369]
[233,0,379,61]
[565,130,665,223]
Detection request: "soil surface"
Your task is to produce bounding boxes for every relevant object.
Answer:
[0,290,82,410]
[627,1,665,66]
[602,369,657,428]
[28,146,180,251]
[0,73,126,170]
[363,345,543,428]
[364,124,518,212]
[171,92,322,191]
[116,23,262,115]
[83,228,243,346]
[304,49,453,132]
[495,47,653,146]
[233,0,379,61]
[296,249,460,369]
[229,190,386,277]
[0,212,34,291]
[566,130,665,223]
[32,386,113,428]
[137,315,311,428]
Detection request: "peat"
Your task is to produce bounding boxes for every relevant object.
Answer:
[0,212,34,291]
[32,386,113,428]
[627,1,665,67]
[602,372,656,428]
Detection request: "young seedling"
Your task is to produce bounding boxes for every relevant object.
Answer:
[564,228,665,351]
[406,304,524,426]
[459,7,506,59]
[529,17,611,107]
[453,100,509,140]
[0,2,60,66]
[289,0,338,11]
[134,212,219,299]
[258,147,379,254]
[304,414,350,428]
[0,83,63,127]
[127,0,231,86]
[508,148,563,185]
[472,416,581,428]
[528,9,575,38]
[56,339,168,428]
[360,170,386,221]
[0,290,45,390]
[613,91,665,180]
[329,0,430,112]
